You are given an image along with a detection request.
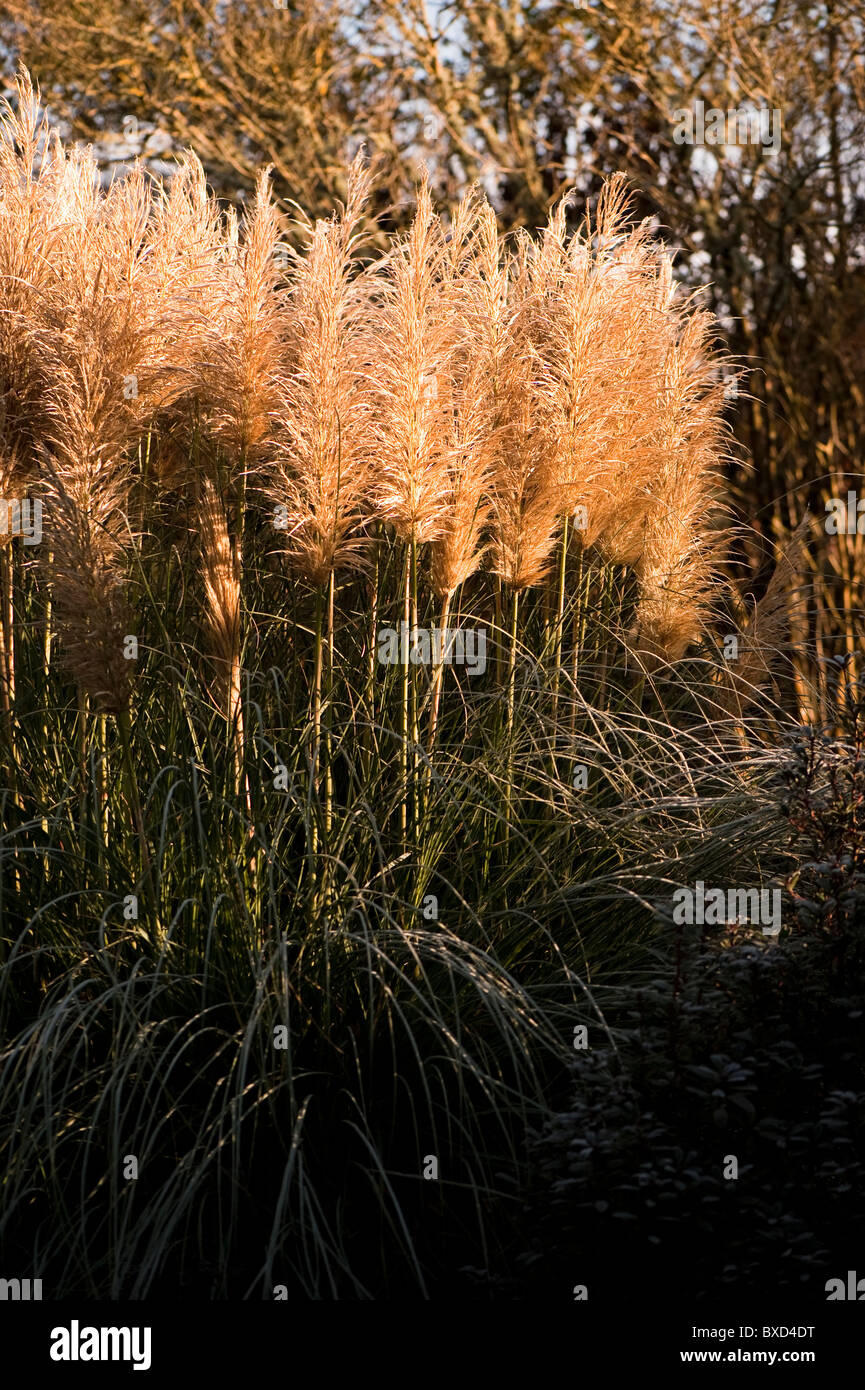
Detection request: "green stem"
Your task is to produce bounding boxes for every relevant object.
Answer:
[363,537,379,783]
[42,550,52,878]
[116,704,157,926]
[410,532,419,841]
[596,563,614,710]
[97,712,108,882]
[231,446,248,814]
[504,586,520,851]
[551,514,569,722]
[425,588,452,805]
[77,686,88,854]
[311,585,324,874]
[493,576,502,686]
[325,567,334,837]
[568,544,586,733]
[401,542,411,845]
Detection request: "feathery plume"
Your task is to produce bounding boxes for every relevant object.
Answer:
[427,191,497,597]
[27,138,170,712]
[428,365,494,598]
[195,167,288,469]
[629,311,730,665]
[268,151,374,584]
[486,235,561,592]
[370,176,453,545]
[488,351,562,590]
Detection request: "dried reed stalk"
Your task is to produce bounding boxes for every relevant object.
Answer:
[190,169,287,800]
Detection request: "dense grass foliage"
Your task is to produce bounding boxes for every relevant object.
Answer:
[494,710,865,1302]
[0,537,796,1295]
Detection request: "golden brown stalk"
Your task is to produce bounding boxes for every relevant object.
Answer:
[38,359,156,710]
[428,190,512,597]
[139,154,235,486]
[585,255,678,563]
[465,199,512,411]
[38,416,156,912]
[524,186,609,523]
[199,474,242,730]
[34,168,158,714]
[486,316,561,843]
[0,444,24,750]
[0,71,67,468]
[180,168,288,795]
[523,179,656,706]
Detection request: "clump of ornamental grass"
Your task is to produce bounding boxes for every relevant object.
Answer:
[0,67,828,1302]
[0,556,799,1297]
